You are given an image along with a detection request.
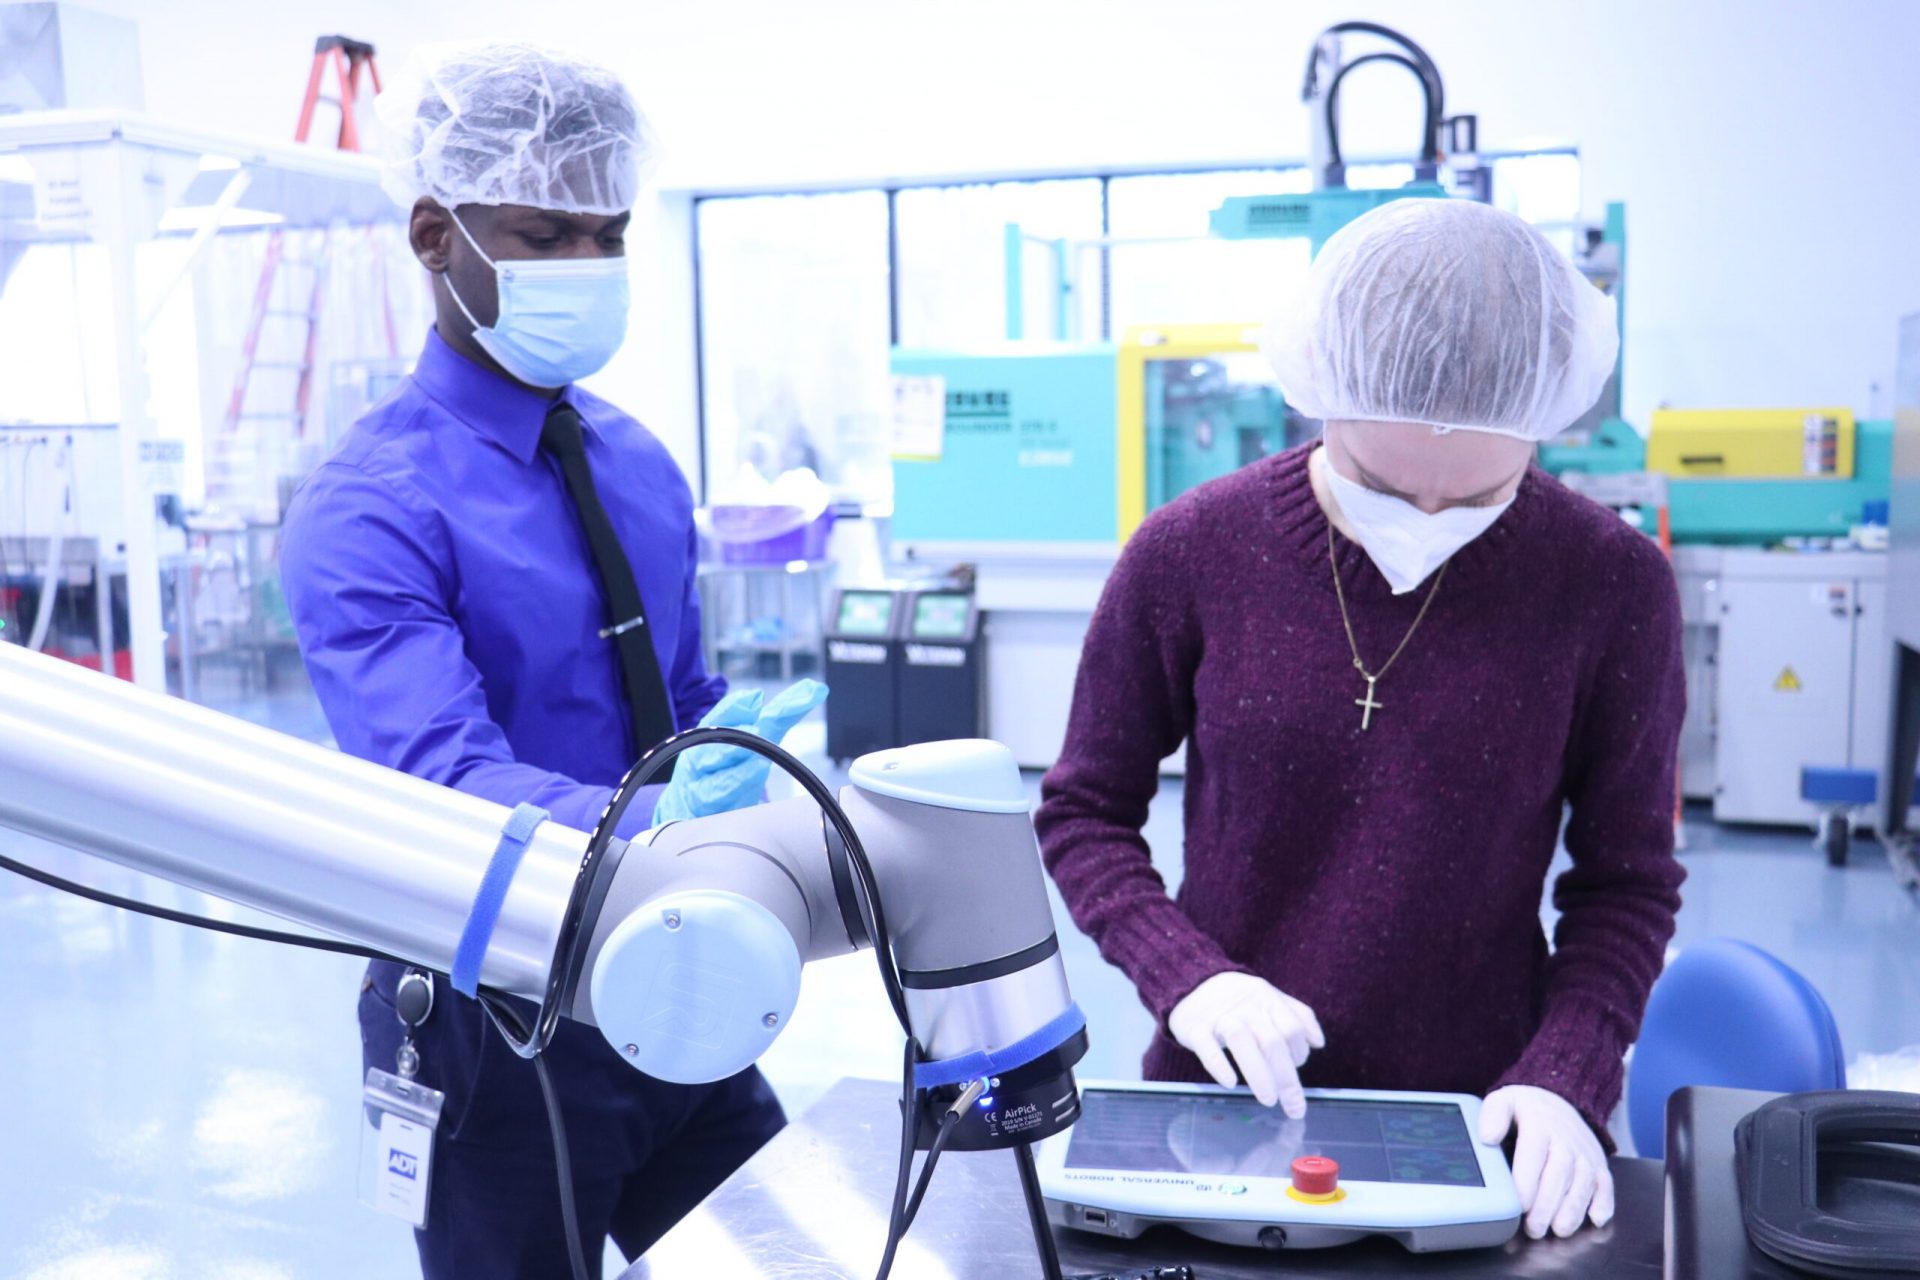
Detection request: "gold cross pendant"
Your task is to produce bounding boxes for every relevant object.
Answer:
[1355,675,1383,731]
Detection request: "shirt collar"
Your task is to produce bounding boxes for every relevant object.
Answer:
[411,327,579,464]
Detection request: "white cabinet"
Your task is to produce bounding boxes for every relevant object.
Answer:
[1704,550,1894,827]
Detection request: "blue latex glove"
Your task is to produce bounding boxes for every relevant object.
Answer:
[652,679,830,824]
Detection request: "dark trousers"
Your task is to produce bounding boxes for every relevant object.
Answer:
[361,965,786,1280]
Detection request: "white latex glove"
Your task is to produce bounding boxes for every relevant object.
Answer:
[1479,1085,1614,1239]
[1167,972,1325,1117]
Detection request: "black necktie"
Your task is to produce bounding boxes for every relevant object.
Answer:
[540,401,677,756]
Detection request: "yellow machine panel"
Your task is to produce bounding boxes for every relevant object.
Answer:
[1117,323,1280,539]
[1648,408,1857,479]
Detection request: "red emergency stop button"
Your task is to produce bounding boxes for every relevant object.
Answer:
[1288,1155,1343,1204]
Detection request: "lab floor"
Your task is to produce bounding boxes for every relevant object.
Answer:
[2,669,1917,1280]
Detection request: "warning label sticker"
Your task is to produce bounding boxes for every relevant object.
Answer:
[1774,666,1803,693]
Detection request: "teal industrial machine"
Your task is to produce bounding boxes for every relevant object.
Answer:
[892,22,1601,548]
[1691,416,1894,542]
[890,344,1121,546]
[1209,183,1446,253]
[1545,413,1897,543]
[1143,353,1291,512]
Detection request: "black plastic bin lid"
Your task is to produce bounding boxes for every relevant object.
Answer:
[1737,1090,1920,1277]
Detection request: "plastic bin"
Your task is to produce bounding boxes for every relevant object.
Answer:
[711,506,835,565]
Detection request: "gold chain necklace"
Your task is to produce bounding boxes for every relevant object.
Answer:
[1327,523,1448,731]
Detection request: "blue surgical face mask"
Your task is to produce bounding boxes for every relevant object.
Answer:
[444,211,629,388]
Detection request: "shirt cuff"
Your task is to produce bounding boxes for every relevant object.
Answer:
[1103,896,1248,1026]
[1494,994,1632,1148]
[537,781,666,843]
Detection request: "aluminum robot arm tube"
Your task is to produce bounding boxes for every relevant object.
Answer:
[0,641,1074,1089]
[0,642,586,999]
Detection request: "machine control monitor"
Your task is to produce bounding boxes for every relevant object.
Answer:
[910,593,973,640]
[1039,1082,1522,1254]
[834,591,898,638]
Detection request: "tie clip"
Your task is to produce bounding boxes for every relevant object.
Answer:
[599,615,646,640]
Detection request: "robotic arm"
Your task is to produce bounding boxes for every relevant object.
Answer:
[0,640,1087,1155]
[586,765,1086,1136]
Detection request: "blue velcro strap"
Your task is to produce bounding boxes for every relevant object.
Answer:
[912,1002,1087,1091]
[451,803,549,998]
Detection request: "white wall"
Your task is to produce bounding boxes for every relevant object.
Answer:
[93,0,1920,468]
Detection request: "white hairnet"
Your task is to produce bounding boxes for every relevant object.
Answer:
[1262,199,1619,442]
[375,42,657,215]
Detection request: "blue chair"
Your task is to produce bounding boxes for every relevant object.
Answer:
[1627,938,1846,1159]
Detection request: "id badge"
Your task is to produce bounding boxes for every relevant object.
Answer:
[359,1067,445,1228]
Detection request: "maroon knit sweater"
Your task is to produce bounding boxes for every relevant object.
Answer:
[1036,445,1686,1135]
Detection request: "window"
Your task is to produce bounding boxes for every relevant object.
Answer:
[691,151,1584,506]
[1106,168,1312,332]
[1492,153,1582,253]
[894,179,1103,346]
[697,192,892,503]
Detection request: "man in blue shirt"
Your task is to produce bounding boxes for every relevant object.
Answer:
[281,44,816,1278]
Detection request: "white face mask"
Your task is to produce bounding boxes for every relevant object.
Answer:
[444,211,629,388]
[1322,455,1514,594]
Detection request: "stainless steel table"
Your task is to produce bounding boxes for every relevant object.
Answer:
[627,1079,1662,1280]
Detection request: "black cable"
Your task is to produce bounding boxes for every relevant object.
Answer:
[481,993,592,1280]
[0,849,412,963]
[1324,52,1436,174]
[1305,21,1446,177]
[878,1065,981,1277]
[872,1037,921,1280]
[1324,20,1445,130]
[533,1051,590,1280]
[902,1108,963,1228]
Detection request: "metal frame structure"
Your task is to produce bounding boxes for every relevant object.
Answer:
[0,109,403,690]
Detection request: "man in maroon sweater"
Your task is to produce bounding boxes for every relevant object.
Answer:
[1037,199,1684,1243]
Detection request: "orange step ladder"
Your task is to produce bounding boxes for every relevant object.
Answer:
[215,37,389,502]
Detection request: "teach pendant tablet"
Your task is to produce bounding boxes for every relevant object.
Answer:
[1038,1083,1524,1252]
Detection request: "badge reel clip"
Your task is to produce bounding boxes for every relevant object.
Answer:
[359,970,446,1228]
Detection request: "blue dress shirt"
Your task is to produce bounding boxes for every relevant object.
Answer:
[281,329,725,837]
